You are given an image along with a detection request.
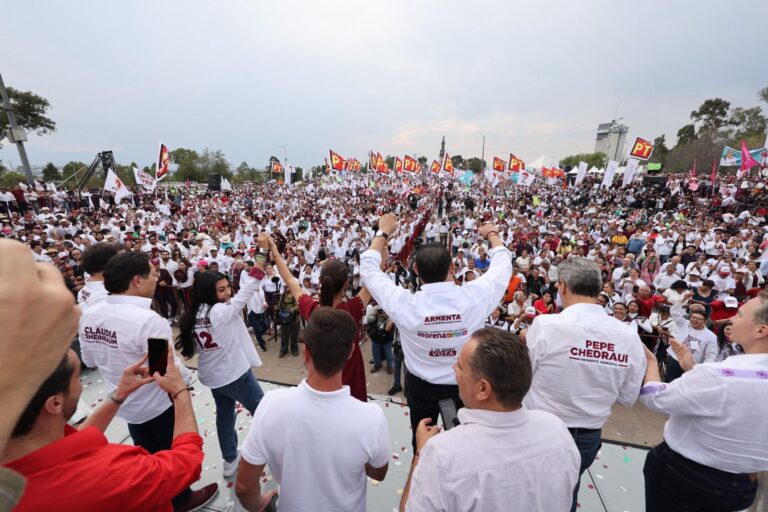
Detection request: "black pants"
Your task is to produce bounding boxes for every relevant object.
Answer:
[643,441,757,512]
[665,357,684,383]
[404,369,462,451]
[280,320,300,354]
[127,405,192,508]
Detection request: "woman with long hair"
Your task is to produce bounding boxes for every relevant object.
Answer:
[269,236,372,402]
[175,239,268,477]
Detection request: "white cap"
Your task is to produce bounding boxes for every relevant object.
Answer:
[724,297,739,308]
[525,306,537,316]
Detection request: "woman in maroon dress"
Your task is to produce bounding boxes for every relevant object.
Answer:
[268,236,371,401]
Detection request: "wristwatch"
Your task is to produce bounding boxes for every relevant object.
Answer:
[108,392,126,404]
[375,230,390,240]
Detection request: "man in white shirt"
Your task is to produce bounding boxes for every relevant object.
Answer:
[664,304,718,382]
[79,251,209,511]
[400,328,579,512]
[236,307,389,512]
[361,214,512,449]
[639,291,768,511]
[653,264,680,292]
[524,257,646,512]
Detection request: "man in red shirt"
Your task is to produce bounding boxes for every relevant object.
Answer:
[1,349,216,512]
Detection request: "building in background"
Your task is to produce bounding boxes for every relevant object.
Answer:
[594,121,629,163]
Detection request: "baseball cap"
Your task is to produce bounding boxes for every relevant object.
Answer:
[724,297,739,308]
[525,306,537,317]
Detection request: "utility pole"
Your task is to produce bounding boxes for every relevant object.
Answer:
[481,135,485,164]
[0,72,35,185]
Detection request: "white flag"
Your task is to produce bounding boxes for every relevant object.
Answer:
[601,160,619,188]
[284,166,292,186]
[104,168,132,202]
[221,177,233,191]
[132,167,157,192]
[518,171,536,187]
[575,161,588,185]
[47,182,57,192]
[622,158,640,187]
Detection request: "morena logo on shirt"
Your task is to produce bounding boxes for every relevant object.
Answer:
[83,326,118,346]
[569,340,629,367]
[423,314,462,325]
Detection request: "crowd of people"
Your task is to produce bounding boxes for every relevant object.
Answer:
[0,167,767,511]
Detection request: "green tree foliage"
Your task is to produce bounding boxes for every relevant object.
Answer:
[42,162,61,182]
[665,129,724,174]
[759,86,768,105]
[0,88,56,145]
[170,148,202,181]
[61,161,87,184]
[728,107,767,140]
[450,154,465,170]
[560,152,607,169]
[465,157,486,173]
[0,171,26,188]
[676,124,697,146]
[690,98,731,130]
[648,136,670,165]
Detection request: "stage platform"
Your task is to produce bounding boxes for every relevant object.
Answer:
[76,368,649,511]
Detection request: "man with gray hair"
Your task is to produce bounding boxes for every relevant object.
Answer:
[524,257,647,512]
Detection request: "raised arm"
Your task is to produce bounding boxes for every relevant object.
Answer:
[268,236,306,300]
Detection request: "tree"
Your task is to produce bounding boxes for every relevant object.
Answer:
[61,161,87,184]
[560,152,607,170]
[0,88,56,147]
[170,148,202,181]
[690,98,731,130]
[728,106,767,140]
[384,156,395,170]
[451,154,464,170]
[676,124,697,146]
[665,129,724,174]
[0,171,26,189]
[648,135,670,165]
[417,156,428,166]
[42,162,61,182]
[759,86,768,105]
[465,157,486,173]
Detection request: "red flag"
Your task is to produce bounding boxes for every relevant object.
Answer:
[395,157,404,173]
[329,150,346,171]
[369,151,377,169]
[429,160,441,174]
[629,137,654,160]
[509,153,525,171]
[403,155,418,172]
[493,157,506,171]
[711,159,717,188]
[443,154,455,176]
[272,161,283,174]
[690,159,697,178]
[740,139,759,170]
[157,143,170,181]
[542,167,551,178]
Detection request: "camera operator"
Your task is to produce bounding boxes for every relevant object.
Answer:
[367,305,395,374]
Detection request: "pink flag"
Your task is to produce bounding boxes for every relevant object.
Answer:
[740,139,759,170]
[690,159,697,177]
[711,159,717,188]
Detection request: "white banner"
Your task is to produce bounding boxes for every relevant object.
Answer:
[601,160,619,188]
[575,161,588,185]
[622,158,640,187]
[518,170,536,187]
[132,167,157,192]
[284,166,292,187]
[104,168,132,202]
[221,177,233,191]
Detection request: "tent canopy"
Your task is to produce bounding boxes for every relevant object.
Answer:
[527,154,559,170]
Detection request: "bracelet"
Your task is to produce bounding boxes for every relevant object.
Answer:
[109,392,126,404]
[171,387,191,401]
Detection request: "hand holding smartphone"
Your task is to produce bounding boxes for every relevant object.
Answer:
[147,338,169,376]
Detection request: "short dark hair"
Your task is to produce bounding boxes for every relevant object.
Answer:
[80,242,119,275]
[468,328,531,408]
[104,251,151,294]
[303,307,357,377]
[414,242,452,284]
[12,353,74,437]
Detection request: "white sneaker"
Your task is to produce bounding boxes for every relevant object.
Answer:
[223,452,241,478]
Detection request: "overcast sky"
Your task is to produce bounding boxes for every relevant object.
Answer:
[2,0,767,171]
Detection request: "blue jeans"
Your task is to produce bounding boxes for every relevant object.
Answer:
[569,428,602,512]
[372,341,394,367]
[247,311,268,345]
[212,370,264,463]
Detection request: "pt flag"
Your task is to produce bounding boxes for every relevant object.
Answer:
[443,154,455,176]
[271,161,283,174]
[403,155,418,172]
[156,143,170,181]
[509,153,525,171]
[329,150,346,171]
[493,157,506,171]
[629,137,654,160]
[394,157,404,173]
[429,160,441,174]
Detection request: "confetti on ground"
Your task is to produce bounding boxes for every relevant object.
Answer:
[226,481,234,488]
[624,456,630,463]
[587,484,595,490]
[595,474,604,480]
[396,489,403,496]
[620,486,627,492]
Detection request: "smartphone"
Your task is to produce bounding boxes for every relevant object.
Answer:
[148,338,169,376]
[263,493,279,512]
[438,398,460,430]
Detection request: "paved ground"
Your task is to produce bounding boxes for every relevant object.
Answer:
[184,323,668,449]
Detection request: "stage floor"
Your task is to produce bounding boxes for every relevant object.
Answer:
[76,368,649,511]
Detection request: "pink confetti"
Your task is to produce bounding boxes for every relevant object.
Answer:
[603,464,608,468]
[385,403,389,407]
[226,482,234,488]
[404,412,409,416]
[587,484,595,490]
[392,454,399,460]
[401,446,406,451]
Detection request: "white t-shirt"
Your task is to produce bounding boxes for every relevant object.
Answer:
[241,380,390,512]
[77,279,108,313]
